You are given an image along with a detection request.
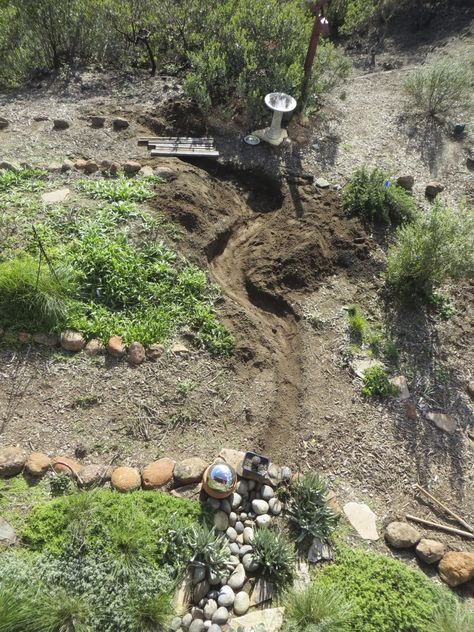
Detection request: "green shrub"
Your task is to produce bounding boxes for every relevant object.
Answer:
[343,167,416,226]
[76,176,161,203]
[252,528,296,588]
[283,582,354,632]
[23,490,208,561]
[347,304,367,340]
[287,473,338,543]
[404,60,473,118]
[187,524,230,576]
[362,365,397,397]
[318,547,442,632]
[386,201,474,302]
[0,254,78,332]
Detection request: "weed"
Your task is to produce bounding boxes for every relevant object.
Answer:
[50,473,76,497]
[72,395,100,409]
[252,528,296,588]
[287,472,338,543]
[362,366,397,397]
[343,166,416,225]
[283,582,354,632]
[76,175,162,203]
[177,379,197,398]
[347,304,367,340]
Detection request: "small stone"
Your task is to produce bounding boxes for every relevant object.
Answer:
[123,161,141,175]
[80,464,112,487]
[193,567,207,585]
[208,570,221,586]
[139,165,154,177]
[396,175,414,190]
[84,338,104,356]
[425,181,444,199]
[18,332,32,343]
[110,466,141,492]
[90,116,105,128]
[170,617,182,631]
[233,591,250,616]
[113,117,130,131]
[154,166,177,181]
[51,456,82,478]
[228,512,237,527]
[214,510,229,531]
[0,518,16,546]
[174,457,207,484]
[127,341,146,365]
[171,341,190,355]
[252,499,269,515]
[256,514,272,528]
[74,159,88,170]
[46,162,62,173]
[204,599,217,619]
[439,552,474,587]
[268,498,282,515]
[206,497,221,511]
[193,580,210,605]
[243,527,254,544]
[385,521,421,548]
[142,458,175,489]
[207,590,219,601]
[61,159,74,172]
[100,160,111,171]
[109,162,121,175]
[231,607,284,632]
[229,555,240,567]
[0,117,9,130]
[217,585,235,608]
[230,492,242,509]
[240,512,248,521]
[261,485,274,501]
[60,330,85,352]
[227,563,246,591]
[315,177,330,189]
[84,160,99,174]
[343,502,379,541]
[211,607,228,626]
[242,554,259,573]
[107,335,125,358]
[217,449,245,474]
[467,381,474,400]
[236,479,248,495]
[25,452,51,476]
[208,626,221,632]
[229,542,240,555]
[239,544,252,558]
[234,521,244,534]
[53,119,70,130]
[426,411,456,434]
[0,446,28,477]
[404,401,418,420]
[147,343,164,361]
[307,537,333,564]
[189,620,204,632]
[182,613,193,628]
[220,499,232,514]
[390,375,410,400]
[415,538,445,564]
[226,527,237,541]
[33,333,59,347]
[0,161,19,172]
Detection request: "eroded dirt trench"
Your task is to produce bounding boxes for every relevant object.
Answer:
[151,158,369,464]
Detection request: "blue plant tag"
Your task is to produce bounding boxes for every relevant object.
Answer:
[384,179,390,189]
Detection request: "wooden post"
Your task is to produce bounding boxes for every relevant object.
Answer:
[300,0,332,110]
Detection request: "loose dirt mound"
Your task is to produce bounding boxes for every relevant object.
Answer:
[150,159,371,461]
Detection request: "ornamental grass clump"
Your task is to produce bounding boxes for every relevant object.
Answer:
[283,582,354,632]
[252,528,296,588]
[287,472,338,543]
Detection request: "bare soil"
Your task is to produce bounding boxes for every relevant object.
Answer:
[1,8,473,588]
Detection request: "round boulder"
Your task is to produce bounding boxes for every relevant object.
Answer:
[113,117,129,131]
[84,339,105,356]
[142,458,175,489]
[79,464,113,487]
[51,456,83,478]
[107,335,125,358]
[123,161,141,175]
[25,452,51,476]
[233,591,250,616]
[439,551,474,587]
[61,330,86,352]
[385,521,421,548]
[174,457,207,485]
[415,538,445,565]
[211,607,229,626]
[111,466,141,492]
[128,341,146,366]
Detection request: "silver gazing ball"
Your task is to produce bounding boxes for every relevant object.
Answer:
[206,463,237,494]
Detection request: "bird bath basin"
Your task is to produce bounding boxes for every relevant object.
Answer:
[252,92,297,146]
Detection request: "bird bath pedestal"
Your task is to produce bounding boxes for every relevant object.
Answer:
[253,92,297,146]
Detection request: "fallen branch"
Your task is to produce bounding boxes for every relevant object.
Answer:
[406,514,474,539]
[414,484,474,534]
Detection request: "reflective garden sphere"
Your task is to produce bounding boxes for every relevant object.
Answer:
[203,462,237,499]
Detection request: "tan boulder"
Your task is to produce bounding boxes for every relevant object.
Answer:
[25,452,51,476]
[111,466,141,492]
[146,343,164,361]
[174,457,207,484]
[79,464,113,487]
[75,159,88,170]
[107,335,125,358]
[18,332,32,343]
[84,339,105,356]
[0,447,28,477]
[142,458,175,489]
[439,551,474,587]
[385,521,421,548]
[84,160,99,174]
[123,161,141,175]
[415,538,445,564]
[61,330,86,352]
[51,456,83,478]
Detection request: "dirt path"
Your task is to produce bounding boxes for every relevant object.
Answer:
[208,214,302,461]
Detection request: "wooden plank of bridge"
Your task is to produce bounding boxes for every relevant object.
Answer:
[140,135,219,158]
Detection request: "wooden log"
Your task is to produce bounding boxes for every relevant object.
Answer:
[406,514,474,539]
[414,484,474,534]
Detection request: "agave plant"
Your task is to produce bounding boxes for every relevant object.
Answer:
[187,524,230,575]
[252,528,296,588]
[287,473,338,542]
